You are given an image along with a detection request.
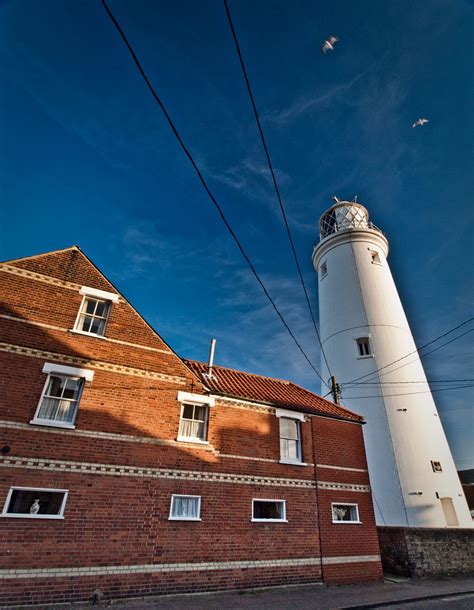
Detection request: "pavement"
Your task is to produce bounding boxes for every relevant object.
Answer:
[14,574,474,610]
[104,576,474,609]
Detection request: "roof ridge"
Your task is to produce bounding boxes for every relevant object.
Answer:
[184,359,291,385]
[1,245,81,265]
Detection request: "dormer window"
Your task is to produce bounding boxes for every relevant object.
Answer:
[73,287,119,337]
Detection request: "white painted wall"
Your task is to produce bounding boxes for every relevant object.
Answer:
[313,203,472,528]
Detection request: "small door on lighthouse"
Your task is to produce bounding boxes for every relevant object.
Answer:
[440,497,459,527]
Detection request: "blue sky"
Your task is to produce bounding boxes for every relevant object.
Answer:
[0,0,473,467]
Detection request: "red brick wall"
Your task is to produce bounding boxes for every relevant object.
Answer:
[0,249,382,603]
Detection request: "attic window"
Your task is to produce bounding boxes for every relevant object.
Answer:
[73,287,119,338]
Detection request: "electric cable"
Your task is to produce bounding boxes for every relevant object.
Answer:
[99,0,328,388]
[372,328,474,383]
[223,0,333,382]
[344,318,473,385]
[340,383,474,400]
[345,379,474,385]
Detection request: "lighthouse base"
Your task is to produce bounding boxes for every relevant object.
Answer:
[377,527,474,577]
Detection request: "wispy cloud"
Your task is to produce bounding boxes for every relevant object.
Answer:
[265,71,369,125]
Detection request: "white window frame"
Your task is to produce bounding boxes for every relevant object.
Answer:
[355,336,373,359]
[252,499,287,523]
[275,408,306,466]
[331,502,361,524]
[1,487,68,520]
[168,494,201,521]
[176,392,214,444]
[72,287,118,338]
[30,363,94,429]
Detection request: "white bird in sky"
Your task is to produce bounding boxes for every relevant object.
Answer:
[412,118,429,128]
[321,36,339,54]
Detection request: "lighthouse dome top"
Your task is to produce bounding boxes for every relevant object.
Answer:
[318,199,382,241]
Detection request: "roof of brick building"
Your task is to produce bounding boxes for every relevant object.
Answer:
[184,359,364,423]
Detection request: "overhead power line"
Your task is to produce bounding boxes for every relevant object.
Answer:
[223,0,333,382]
[344,378,474,386]
[345,318,474,385]
[341,383,474,400]
[373,328,474,382]
[100,0,328,388]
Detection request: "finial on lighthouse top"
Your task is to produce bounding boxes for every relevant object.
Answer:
[318,197,382,241]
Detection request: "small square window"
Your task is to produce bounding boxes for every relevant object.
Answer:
[356,337,371,357]
[320,262,328,278]
[178,403,209,442]
[34,374,83,426]
[169,495,201,521]
[431,461,442,473]
[75,297,111,336]
[252,499,286,522]
[2,487,68,519]
[332,503,360,523]
[279,417,302,463]
[370,250,381,264]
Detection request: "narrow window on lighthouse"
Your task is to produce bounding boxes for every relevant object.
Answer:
[370,250,381,265]
[356,337,371,357]
[320,261,328,278]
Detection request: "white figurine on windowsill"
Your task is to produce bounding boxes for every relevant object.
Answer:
[30,499,41,515]
[333,507,347,520]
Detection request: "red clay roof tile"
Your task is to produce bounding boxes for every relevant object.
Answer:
[183,359,363,423]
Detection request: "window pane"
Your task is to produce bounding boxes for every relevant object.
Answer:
[45,375,65,398]
[90,318,103,335]
[84,298,97,315]
[182,404,194,420]
[63,378,81,400]
[80,315,93,332]
[192,420,204,438]
[286,439,299,459]
[194,405,207,422]
[179,419,192,437]
[253,501,284,520]
[280,418,298,440]
[55,399,76,423]
[94,300,107,318]
[7,489,65,515]
[37,396,60,420]
[171,496,199,519]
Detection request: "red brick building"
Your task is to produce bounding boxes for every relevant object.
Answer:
[0,246,382,605]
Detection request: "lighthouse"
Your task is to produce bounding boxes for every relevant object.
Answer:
[312,199,472,528]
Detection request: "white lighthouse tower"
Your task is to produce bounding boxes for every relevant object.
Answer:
[312,199,472,528]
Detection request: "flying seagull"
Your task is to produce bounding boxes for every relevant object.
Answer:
[321,36,339,54]
[412,118,429,128]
